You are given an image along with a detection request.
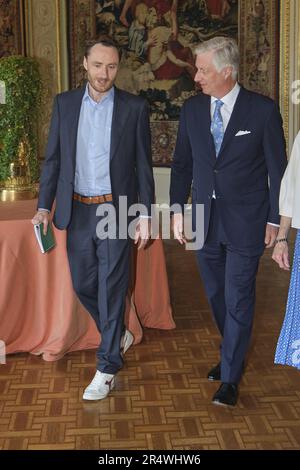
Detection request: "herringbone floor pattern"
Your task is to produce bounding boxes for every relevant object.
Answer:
[1,240,300,450]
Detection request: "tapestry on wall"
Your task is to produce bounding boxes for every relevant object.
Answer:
[69,0,278,166]
[239,0,279,101]
[0,0,24,58]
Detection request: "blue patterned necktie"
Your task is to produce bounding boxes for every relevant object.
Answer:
[211,99,224,157]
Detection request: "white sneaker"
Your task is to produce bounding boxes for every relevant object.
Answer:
[120,329,134,355]
[83,371,115,401]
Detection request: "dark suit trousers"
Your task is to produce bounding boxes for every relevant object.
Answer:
[66,200,131,374]
[196,200,264,384]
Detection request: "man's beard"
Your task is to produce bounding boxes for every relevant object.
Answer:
[89,76,113,93]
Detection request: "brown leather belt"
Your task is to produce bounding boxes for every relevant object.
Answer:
[73,192,113,204]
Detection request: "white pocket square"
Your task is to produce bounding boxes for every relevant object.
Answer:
[235,130,251,136]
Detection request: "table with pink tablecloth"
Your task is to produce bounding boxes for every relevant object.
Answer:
[0,199,175,360]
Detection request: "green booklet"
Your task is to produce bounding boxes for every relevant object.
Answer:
[34,222,56,253]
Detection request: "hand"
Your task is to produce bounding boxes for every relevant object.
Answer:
[119,14,129,27]
[171,25,178,40]
[172,213,186,245]
[134,218,151,250]
[264,224,278,248]
[31,210,51,235]
[222,0,231,16]
[147,34,158,47]
[272,241,290,270]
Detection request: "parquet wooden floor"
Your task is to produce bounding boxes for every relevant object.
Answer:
[1,239,300,450]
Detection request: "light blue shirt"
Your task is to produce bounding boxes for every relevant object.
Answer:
[74,84,114,196]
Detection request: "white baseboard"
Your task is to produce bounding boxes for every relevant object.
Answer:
[153,167,171,205]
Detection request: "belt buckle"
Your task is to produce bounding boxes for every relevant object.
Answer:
[88,196,93,204]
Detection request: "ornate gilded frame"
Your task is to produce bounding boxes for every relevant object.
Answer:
[24,0,69,159]
[279,0,300,154]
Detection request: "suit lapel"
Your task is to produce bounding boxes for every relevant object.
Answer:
[217,86,251,160]
[68,86,85,167]
[110,87,132,160]
[203,95,217,161]
[194,94,216,162]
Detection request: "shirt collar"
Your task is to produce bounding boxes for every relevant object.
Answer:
[211,82,240,110]
[83,83,115,105]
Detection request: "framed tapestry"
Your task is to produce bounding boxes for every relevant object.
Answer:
[239,0,279,101]
[69,0,279,166]
[0,0,25,58]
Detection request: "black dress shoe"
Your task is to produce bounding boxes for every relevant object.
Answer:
[212,382,238,407]
[207,362,221,381]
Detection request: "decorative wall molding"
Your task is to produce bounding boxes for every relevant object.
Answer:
[24,0,69,160]
[280,0,300,154]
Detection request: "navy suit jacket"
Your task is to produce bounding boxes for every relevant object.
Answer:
[38,86,155,229]
[170,86,287,249]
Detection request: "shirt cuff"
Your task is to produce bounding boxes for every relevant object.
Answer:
[267,222,279,227]
[38,208,50,213]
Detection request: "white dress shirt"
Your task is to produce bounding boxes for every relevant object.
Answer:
[210,81,240,131]
[279,131,300,229]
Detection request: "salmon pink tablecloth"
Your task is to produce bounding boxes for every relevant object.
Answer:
[0,200,175,361]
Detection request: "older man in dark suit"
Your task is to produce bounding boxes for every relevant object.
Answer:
[170,36,287,406]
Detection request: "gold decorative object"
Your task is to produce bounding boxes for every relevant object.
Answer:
[0,136,38,202]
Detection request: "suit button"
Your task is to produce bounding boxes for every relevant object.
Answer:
[214,169,218,173]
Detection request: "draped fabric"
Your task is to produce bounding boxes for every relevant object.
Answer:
[0,199,175,361]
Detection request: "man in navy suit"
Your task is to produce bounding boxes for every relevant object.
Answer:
[170,36,287,406]
[32,37,154,401]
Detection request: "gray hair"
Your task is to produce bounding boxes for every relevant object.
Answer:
[194,36,239,79]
